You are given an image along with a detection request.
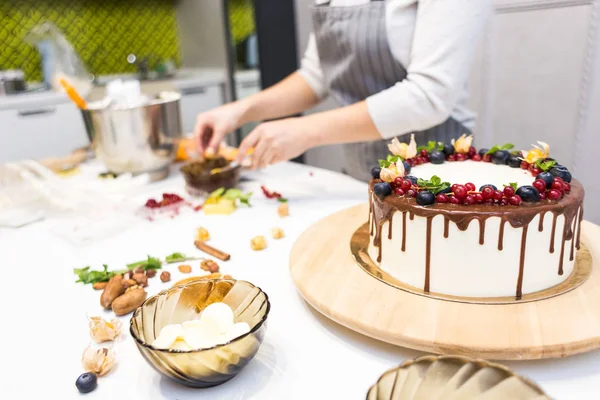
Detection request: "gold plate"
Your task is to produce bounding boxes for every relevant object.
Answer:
[351,222,592,305]
[367,355,550,400]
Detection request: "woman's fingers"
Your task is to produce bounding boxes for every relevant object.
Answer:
[206,128,226,156]
[194,116,212,154]
[237,126,262,164]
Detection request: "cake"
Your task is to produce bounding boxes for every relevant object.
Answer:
[367,135,584,299]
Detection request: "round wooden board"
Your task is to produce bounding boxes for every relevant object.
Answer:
[289,204,600,360]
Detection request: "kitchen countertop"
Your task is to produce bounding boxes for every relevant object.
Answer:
[1,161,599,399]
[0,68,259,111]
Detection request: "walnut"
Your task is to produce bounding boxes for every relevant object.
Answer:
[196,227,210,242]
[277,203,289,217]
[200,260,220,273]
[178,264,192,273]
[160,271,171,282]
[146,269,157,278]
[271,227,285,239]
[250,236,267,251]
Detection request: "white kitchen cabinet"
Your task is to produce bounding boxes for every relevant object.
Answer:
[236,72,261,138]
[179,84,224,134]
[0,102,89,163]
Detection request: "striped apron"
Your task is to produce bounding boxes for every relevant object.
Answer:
[311,0,470,182]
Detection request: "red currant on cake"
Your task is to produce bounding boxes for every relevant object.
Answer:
[533,180,547,193]
[465,182,476,192]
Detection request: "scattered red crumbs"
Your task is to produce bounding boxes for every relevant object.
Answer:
[145,193,184,209]
[193,205,203,212]
[261,185,283,199]
[309,171,314,177]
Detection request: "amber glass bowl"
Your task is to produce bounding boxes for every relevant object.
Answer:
[130,279,270,388]
[180,159,241,195]
[366,355,549,400]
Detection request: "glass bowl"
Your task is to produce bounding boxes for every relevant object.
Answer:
[366,355,549,400]
[130,279,270,388]
[180,159,241,196]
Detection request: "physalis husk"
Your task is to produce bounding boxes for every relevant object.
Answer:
[82,346,116,377]
[89,316,121,343]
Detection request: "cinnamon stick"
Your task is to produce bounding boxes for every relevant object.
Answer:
[194,241,231,261]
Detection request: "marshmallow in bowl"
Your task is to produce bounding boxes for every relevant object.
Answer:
[152,302,250,350]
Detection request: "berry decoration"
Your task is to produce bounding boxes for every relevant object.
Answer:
[472,154,482,161]
[550,165,572,183]
[416,191,436,206]
[516,186,541,202]
[442,143,455,156]
[394,187,405,196]
[454,185,468,200]
[537,172,554,188]
[465,182,476,192]
[371,167,382,179]
[429,150,445,164]
[533,180,547,193]
[508,195,522,206]
[405,175,418,185]
[492,150,510,165]
[507,155,521,168]
[447,154,456,162]
[547,189,562,201]
[456,153,466,162]
[373,182,392,199]
[400,180,412,191]
[403,161,412,175]
[503,186,515,197]
[436,193,449,203]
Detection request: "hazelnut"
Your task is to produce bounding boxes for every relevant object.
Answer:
[160,271,171,282]
[200,260,220,273]
[271,227,285,239]
[132,273,148,287]
[196,227,211,242]
[123,271,132,280]
[178,264,192,274]
[277,203,289,217]
[250,236,267,251]
[146,269,157,278]
[135,268,145,275]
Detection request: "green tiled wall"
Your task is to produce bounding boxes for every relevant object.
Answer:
[0,0,181,82]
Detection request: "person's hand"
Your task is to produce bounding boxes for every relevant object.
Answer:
[194,102,246,156]
[237,117,313,169]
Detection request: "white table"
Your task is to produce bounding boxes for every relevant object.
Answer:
[1,162,598,399]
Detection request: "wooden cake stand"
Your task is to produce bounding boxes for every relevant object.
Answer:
[289,204,600,360]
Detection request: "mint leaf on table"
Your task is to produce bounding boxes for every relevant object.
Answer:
[277,198,288,203]
[74,264,124,285]
[127,255,162,271]
[165,252,187,263]
[208,188,225,199]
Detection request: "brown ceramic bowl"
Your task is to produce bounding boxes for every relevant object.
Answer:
[180,158,241,196]
[130,279,270,388]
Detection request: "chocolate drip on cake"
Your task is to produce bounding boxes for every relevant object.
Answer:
[388,213,394,240]
[424,217,433,292]
[478,219,485,245]
[498,220,506,251]
[369,180,584,299]
[549,214,558,253]
[443,217,450,238]
[401,212,407,252]
[538,211,546,232]
[576,206,583,250]
[516,226,529,299]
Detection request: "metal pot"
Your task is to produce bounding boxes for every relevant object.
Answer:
[0,70,26,95]
[81,92,183,181]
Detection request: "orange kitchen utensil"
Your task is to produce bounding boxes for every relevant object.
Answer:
[59,78,87,109]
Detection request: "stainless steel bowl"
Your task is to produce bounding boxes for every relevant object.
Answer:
[81,92,183,181]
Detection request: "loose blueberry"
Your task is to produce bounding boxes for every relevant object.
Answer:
[537,171,554,188]
[429,150,445,164]
[507,154,521,168]
[492,150,510,165]
[416,190,436,206]
[479,184,498,192]
[550,165,572,183]
[478,148,489,157]
[442,143,455,156]
[404,175,418,185]
[371,167,381,179]
[373,182,392,199]
[516,185,541,202]
[76,372,98,394]
[403,161,412,175]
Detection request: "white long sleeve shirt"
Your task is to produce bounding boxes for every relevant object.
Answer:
[299,0,492,139]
